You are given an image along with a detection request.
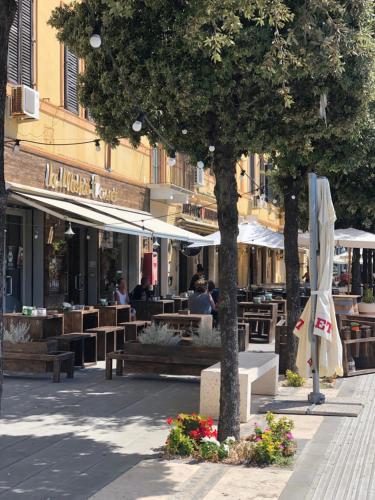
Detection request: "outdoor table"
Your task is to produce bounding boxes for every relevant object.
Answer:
[238,302,278,344]
[152,313,212,332]
[4,313,64,341]
[85,326,125,360]
[50,333,96,368]
[133,300,175,321]
[98,304,131,326]
[64,309,99,334]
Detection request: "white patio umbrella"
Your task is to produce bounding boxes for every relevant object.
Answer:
[189,221,284,249]
[294,177,343,379]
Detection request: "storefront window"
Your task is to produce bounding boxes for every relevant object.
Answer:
[44,216,68,308]
[98,231,129,301]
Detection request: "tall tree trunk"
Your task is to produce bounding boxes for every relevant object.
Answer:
[213,146,240,441]
[0,0,17,412]
[351,248,362,295]
[368,250,373,289]
[283,182,300,372]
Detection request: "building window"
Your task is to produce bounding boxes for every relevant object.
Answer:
[7,0,33,87]
[64,46,79,114]
[152,147,162,183]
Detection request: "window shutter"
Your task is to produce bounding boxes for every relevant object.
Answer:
[20,0,33,87]
[7,0,19,84]
[64,47,79,114]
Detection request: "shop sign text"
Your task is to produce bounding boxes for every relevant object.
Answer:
[45,163,117,203]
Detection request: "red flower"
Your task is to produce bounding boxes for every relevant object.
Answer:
[167,417,174,425]
[207,418,214,427]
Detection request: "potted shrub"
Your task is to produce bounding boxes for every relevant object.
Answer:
[3,322,57,353]
[358,288,375,314]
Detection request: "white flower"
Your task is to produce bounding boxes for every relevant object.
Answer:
[224,436,236,444]
[222,444,229,453]
[201,436,220,446]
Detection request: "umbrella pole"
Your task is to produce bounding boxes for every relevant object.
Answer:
[308,173,325,405]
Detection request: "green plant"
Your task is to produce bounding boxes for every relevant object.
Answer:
[250,413,297,466]
[165,427,197,457]
[3,322,30,343]
[362,288,375,304]
[51,239,66,254]
[192,326,221,348]
[138,323,181,346]
[284,369,305,387]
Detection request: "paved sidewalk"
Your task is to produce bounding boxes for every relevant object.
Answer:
[280,374,375,500]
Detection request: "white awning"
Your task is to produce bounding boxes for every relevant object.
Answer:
[189,221,284,249]
[299,227,375,250]
[7,183,209,243]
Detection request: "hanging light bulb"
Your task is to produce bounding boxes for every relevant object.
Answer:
[152,238,160,249]
[272,199,278,205]
[13,139,20,153]
[64,222,75,237]
[132,113,145,132]
[197,160,204,169]
[95,139,101,152]
[181,128,188,135]
[208,145,215,152]
[89,33,102,48]
[167,151,176,167]
[34,230,39,240]
[291,195,296,200]
[86,234,91,240]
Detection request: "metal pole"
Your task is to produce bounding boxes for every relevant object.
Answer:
[308,173,325,405]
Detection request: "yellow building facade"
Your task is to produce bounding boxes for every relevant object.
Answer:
[4,0,284,311]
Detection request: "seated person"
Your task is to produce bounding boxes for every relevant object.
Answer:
[115,278,129,305]
[189,263,205,291]
[132,277,151,301]
[208,280,219,304]
[188,280,216,315]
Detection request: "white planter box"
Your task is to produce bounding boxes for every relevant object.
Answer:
[358,302,375,314]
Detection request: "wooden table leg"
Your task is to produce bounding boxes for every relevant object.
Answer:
[97,332,106,361]
[116,358,123,376]
[106,356,113,379]
[53,359,61,383]
[67,356,74,378]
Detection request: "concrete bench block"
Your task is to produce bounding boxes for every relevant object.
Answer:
[200,352,279,422]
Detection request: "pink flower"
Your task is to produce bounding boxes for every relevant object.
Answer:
[167,417,174,425]
[286,432,294,440]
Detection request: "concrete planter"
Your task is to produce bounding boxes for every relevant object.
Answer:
[358,302,375,314]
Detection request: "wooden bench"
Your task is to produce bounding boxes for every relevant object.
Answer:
[3,351,74,383]
[118,321,151,342]
[200,352,279,422]
[85,326,125,360]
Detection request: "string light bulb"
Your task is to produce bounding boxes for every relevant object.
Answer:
[95,139,101,152]
[132,113,145,132]
[34,230,38,240]
[291,195,296,200]
[181,128,188,135]
[197,161,204,169]
[13,139,20,153]
[167,151,176,167]
[209,145,215,152]
[272,199,278,204]
[89,33,102,48]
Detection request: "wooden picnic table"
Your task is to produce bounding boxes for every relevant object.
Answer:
[64,309,99,334]
[98,304,131,326]
[133,300,174,321]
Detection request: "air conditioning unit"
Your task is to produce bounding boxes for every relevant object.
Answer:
[11,85,40,120]
[194,166,205,187]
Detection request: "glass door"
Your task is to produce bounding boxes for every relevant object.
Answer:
[5,214,24,312]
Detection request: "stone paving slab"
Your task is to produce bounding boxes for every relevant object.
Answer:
[260,399,363,417]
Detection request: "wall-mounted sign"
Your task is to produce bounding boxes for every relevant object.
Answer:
[44,163,118,203]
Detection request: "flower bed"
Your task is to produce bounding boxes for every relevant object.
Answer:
[164,412,297,466]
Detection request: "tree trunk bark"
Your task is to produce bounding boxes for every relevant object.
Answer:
[351,248,362,295]
[0,0,17,413]
[283,183,300,372]
[213,146,240,441]
[368,250,373,289]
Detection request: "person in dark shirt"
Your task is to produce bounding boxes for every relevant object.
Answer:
[208,280,219,327]
[189,263,205,291]
[132,277,151,301]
